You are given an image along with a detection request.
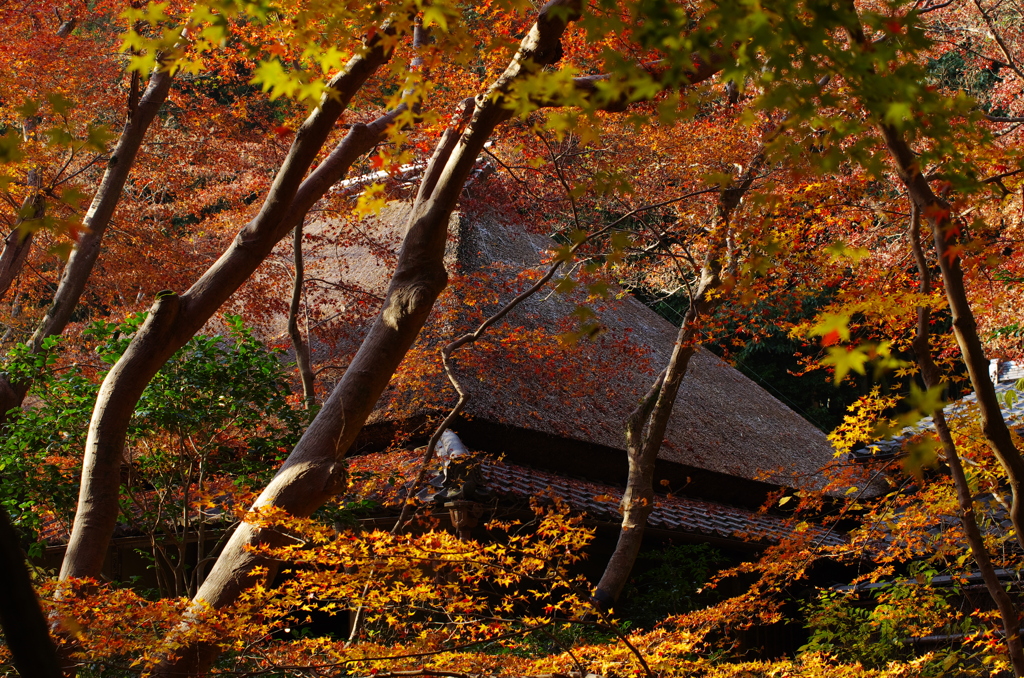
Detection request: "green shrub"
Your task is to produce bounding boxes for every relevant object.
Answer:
[800,565,977,674]
[0,314,304,561]
[619,542,726,628]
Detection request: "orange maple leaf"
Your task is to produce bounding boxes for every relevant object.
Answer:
[943,244,965,265]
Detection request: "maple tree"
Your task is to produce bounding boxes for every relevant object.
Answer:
[1,0,1024,674]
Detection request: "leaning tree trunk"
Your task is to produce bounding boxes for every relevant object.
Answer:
[908,205,1024,677]
[149,3,589,673]
[0,172,43,303]
[284,22,430,416]
[150,15,734,675]
[838,0,1024,552]
[58,24,405,583]
[60,9,728,591]
[30,65,176,352]
[0,65,176,424]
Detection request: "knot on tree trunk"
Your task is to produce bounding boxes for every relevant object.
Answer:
[382,281,438,330]
[321,460,349,496]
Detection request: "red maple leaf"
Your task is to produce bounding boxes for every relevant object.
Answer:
[923,203,950,223]
[67,222,84,242]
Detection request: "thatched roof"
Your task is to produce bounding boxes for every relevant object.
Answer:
[304,202,841,496]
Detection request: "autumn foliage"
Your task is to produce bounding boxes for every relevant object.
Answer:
[2,0,1024,675]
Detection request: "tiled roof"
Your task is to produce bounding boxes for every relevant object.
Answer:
[995,360,1024,384]
[476,457,843,547]
[348,449,844,547]
[39,451,842,550]
[857,378,1024,460]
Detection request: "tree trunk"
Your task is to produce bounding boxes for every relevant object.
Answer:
[594,147,766,606]
[0,15,76,306]
[59,25,403,583]
[879,122,1024,551]
[30,66,175,350]
[0,506,62,678]
[59,12,726,589]
[150,3,584,673]
[288,221,316,410]
[0,178,43,303]
[838,0,1024,552]
[592,269,718,606]
[0,65,176,425]
[908,206,1024,677]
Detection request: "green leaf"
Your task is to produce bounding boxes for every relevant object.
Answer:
[251,59,293,100]
[907,383,946,417]
[825,240,870,262]
[902,437,940,481]
[884,102,913,128]
[85,125,114,153]
[1005,389,1018,410]
[610,230,633,251]
[49,241,73,261]
[0,130,23,164]
[554,277,577,294]
[15,99,39,119]
[44,127,75,148]
[700,171,733,188]
[46,92,75,115]
[58,188,88,211]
